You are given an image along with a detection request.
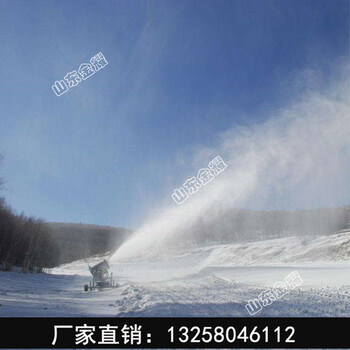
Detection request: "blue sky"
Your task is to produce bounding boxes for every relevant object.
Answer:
[0,0,348,228]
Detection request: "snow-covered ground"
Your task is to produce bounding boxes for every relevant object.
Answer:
[1,231,350,317]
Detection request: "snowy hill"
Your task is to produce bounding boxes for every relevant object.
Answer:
[2,230,350,317]
[204,229,350,266]
[53,230,350,275]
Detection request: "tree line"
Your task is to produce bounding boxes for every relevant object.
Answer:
[1,153,349,270]
[0,198,59,271]
[0,155,131,271]
[0,155,59,272]
[171,206,350,248]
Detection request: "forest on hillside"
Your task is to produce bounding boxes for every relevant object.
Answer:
[1,193,349,271]
[48,222,131,264]
[0,156,131,271]
[1,155,349,271]
[0,198,59,271]
[171,206,350,248]
[0,199,131,271]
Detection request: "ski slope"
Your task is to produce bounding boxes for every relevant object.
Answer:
[1,231,350,317]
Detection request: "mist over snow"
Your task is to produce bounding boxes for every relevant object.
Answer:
[111,77,350,262]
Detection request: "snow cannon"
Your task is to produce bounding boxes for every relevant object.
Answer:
[84,259,117,291]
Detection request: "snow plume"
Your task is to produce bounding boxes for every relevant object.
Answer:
[111,78,350,262]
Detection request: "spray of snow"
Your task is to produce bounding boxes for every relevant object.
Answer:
[111,77,350,262]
